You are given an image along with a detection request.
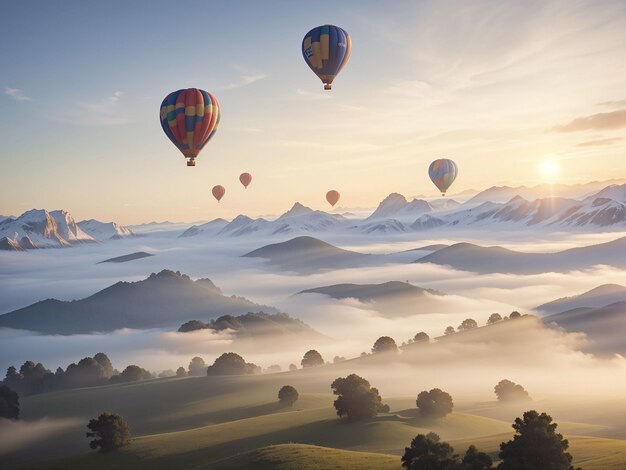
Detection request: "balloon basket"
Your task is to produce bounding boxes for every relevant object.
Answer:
[324,84,332,90]
[187,159,196,167]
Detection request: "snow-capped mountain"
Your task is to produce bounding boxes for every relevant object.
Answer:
[78,219,136,240]
[0,209,96,250]
[179,218,229,238]
[366,193,432,222]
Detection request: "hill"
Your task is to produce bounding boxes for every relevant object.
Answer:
[77,219,135,240]
[535,284,626,314]
[0,270,276,334]
[414,237,626,274]
[243,236,370,273]
[98,251,154,264]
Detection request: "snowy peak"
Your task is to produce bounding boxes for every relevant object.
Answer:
[78,219,135,241]
[278,202,314,219]
[367,193,432,221]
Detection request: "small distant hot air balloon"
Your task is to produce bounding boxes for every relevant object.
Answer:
[239,172,252,189]
[326,190,340,207]
[159,88,221,166]
[428,159,458,196]
[212,185,225,202]
[302,25,352,90]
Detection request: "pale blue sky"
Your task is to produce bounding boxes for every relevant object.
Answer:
[2,0,625,223]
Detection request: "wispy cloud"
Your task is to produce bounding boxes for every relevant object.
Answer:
[55,91,129,126]
[294,88,331,100]
[597,99,626,109]
[5,88,31,101]
[554,109,626,132]
[385,79,431,98]
[221,73,266,91]
[576,137,624,147]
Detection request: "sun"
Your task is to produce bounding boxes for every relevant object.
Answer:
[538,159,560,182]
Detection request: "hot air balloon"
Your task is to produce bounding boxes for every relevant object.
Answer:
[428,159,458,196]
[326,190,340,207]
[302,25,352,90]
[239,172,252,189]
[212,185,225,202]
[159,88,221,166]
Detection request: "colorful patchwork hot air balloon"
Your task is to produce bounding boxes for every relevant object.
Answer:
[239,172,252,188]
[428,159,458,196]
[159,88,221,166]
[212,185,225,202]
[302,25,352,90]
[326,190,340,207]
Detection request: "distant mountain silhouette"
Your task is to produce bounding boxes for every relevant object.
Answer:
[414,237,626,274]
[242,236,370,273]
[0,270,276,334]
[536,284,626,314]
[98,251,154,264]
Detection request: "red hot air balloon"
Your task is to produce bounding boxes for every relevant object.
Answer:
[326,190,340,207]
[239,172,252,188]
[212,185,225,202]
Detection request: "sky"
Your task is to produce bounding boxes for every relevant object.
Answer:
[1,0,626,224]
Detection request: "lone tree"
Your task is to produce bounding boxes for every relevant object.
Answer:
[289,363,298,371]
[0,385,19,420]
[494,379,531,402]
[416,388,454,419]
[331,373,389,421]
[444,326,456,336]
[175,366,187,377]
[509,311,522,319]
[188,356,207,376]
[457,318,478,332]
[401,432,458,469]
[86,412,131,452]
[372,336,398,354]
[487,313,502,325]
[206,352,258,376]
[463,445,493,469]
[301,350,324,368]
[278,385,299,406]
[499,410,577,470]
[413,332,430,343]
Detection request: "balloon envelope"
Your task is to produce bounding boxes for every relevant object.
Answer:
[429,159,458,196]
[326,190,340,207]
[212,185,225,202]
[302,25,352,90]
[239,172,252,188]
[160,88,221,166]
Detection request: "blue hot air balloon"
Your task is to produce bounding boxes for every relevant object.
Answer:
[302,25,352,90]
[429,159,458,196]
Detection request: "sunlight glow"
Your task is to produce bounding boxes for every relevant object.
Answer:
[538,159,561,182]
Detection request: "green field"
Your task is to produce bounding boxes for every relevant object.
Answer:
[5,369,626,469]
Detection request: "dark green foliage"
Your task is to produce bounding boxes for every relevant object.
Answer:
[462,445,493,469]
[371,336,398,354]
[487,313,502,325]
[331,373,388,421]
[176,367,187,377]
[110,365,151,383]
[494,380,531,402]
[509,311,522,319]
[444,326,455,335]
[188,356,207,376]
[401,432,459,469]
[278,385,299,406]
[0,385,19,420]
[457,318,478,332]
[498,410,576,470]
[86,412,131,452]
[416,388,454,418]
[301,349,324,368]
[206,353,259,376]
[414,332,430,342]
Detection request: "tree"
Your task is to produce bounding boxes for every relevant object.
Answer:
[414,332,430,343]
[206,352,258,376]
[444,326,455,336]
[0,385,19,420]
[498,410,576,470]
[457,318,478,332]
[158,369,175,378]
[266,364,282,373]
[278,385,299,406]
[462,445,493,469]
[177,320,208,332]
[331,373,388,421]
[372,336,398,354]
[509,311,522,319]
[487,313,502,325]
[86,412,131,452]
[288,363,298,371]
[301,350,324,368]
[494,380,531,402]
[188,356,207,376]
[110,365,151,383]
[175,366,187,377]
[93,353,114,377]
[333,356,346,363]
[401,432,459,469]
[416,388,454,419]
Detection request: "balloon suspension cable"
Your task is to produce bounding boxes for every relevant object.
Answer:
[187,158,196,167]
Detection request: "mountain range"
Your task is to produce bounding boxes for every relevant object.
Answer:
[535,284,626,314]
[0,270,277,334]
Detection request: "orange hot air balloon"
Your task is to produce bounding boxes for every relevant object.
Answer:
[212,185,225,202]
[239,172,252,188]
[326,190,340,207]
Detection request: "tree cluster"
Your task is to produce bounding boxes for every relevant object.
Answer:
[331,373,389,421]
[0,385,19,420]
[86,412,131,452]
[494,379,531,402]
[416,388,454,418]
[206,352,260,376]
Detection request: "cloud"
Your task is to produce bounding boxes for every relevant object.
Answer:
[576,137,624,147]
[597,99,626,109]
[221,73,266,91]
[294,88,331,100]
[54,91,129,126]
[554,109,626,132]
[5,87,31,101]
[384,79,431,98]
